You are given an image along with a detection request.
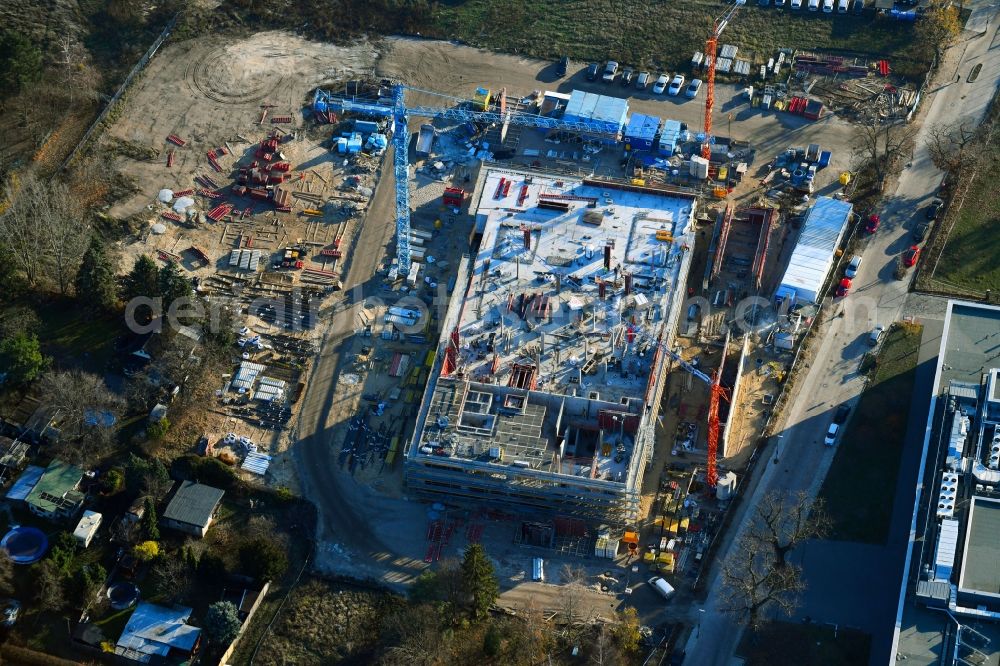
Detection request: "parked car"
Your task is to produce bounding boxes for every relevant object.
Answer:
[758,0,770,6]
[865,214,880,234]
[868,325,886,347]
[808,0,820,10]
[823,0,834,12]
[586,63,600,81]
[834,404,851,424]
[775,0,787,6]
[853,0,866,13]
[926,198,943,220]
[824,423,840,446]
[653,74,669,94]
[791,0,803,7]
[602,61,619,83]
[903,245,921,267]
[685,79,703,99]
[621,67,635,86]
[837,0,849,12]
[844,254,862,279]
[556,56,569,77]
[835,277,852,297]
[913,220,931,242]
[668,74,686,96]
[636,71,651,89]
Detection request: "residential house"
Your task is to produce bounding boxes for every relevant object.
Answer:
[161,481,224,538]
[115,601,201,663]
[25,460,84,521]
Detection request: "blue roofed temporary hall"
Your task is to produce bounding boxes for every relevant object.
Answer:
[562,90,629,138]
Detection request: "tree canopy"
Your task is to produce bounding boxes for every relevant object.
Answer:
[0,332,48,384]
[203,601,242,645]
[76,236,119,311]
[0,30,43,93]
[461,544,499,620]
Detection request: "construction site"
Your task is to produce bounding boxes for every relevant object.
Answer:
[405,167,696,525]
[91,14,877,614]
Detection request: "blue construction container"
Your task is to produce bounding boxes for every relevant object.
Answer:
[818,150,832,169]
[563,90,629,135]
[659,120,683,156]
[354,120,381,135]
[624,114,661,151]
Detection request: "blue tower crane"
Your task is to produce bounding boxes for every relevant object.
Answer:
[314,84,621,276]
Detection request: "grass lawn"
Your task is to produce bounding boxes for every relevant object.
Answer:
[429,0,931,79]
[818,322,922,543]
[738,621,871,666]
[33,297,122,374]
[932,119,1000,295]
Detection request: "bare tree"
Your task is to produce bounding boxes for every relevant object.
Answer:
[152,554,193,604]
[926,122,987,174]
[0,172,90,293]
[39,369,124,467]
[719,533,805,630]
[589,623,622,666]
[53,36,100,105]
[380,603,449,666]
[0,173,47,287]
[559,563,589,624]
[752,490,830,568]
[854,118,917,190]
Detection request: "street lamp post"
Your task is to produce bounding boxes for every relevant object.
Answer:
[773,434,785,464]
[696,608,706,638]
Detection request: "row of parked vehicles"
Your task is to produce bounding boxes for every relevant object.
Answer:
[761,0,866,13]
[580,60,704,99]
[835,198,941,298]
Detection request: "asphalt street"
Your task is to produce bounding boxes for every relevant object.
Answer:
[683,11,1000,665]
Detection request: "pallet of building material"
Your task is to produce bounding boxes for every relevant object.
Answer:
[200,174,220,189]
[208,155,223,173]
[275,205,292,213]
[166,134,186,147]
[161,211,183,222]
[198,188,223,199]
[207,204,234,222]
[319,248,342,258]
[174,188,194,197]
[271,116,292,124]
[166,150,175,168]
[241,206,253,219]
[157,249,182,263]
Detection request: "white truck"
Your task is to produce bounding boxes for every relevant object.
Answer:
[649,576,675,601]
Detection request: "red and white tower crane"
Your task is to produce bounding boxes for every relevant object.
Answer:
[702,0,745,160]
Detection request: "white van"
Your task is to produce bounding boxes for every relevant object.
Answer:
[823,0,834,12]
[532,557,545,582]
[649,576,675,601]
[837,0,849,11]
[808,0,820,10]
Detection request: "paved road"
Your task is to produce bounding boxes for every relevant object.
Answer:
[683,15,1000,666]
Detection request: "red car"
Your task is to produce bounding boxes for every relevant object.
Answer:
[865,214,880,234]
[836,277,852,297]
[903,245,921,268]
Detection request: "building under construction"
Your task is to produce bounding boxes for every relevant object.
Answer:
[404,168,697,524]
